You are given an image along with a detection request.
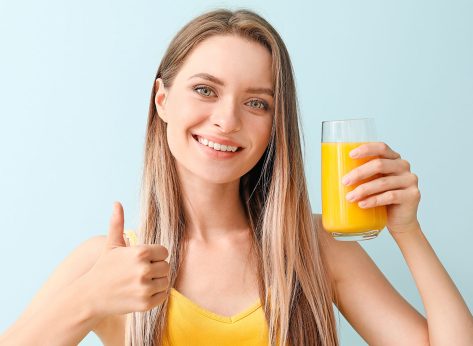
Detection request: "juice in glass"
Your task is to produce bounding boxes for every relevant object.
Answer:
[321,119,386,241]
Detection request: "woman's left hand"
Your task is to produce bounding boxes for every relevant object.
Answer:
[341,142,421,234]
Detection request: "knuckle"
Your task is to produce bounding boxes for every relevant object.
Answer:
[142,285,157,302]
[163,261,171,274]
[374,159,384,170]
[357,185,367,194]
[154,278,167,292]
[141,264,152,278]
[387,191,396,202]
[155,262,167,277]
[352,168,362,180]
[135,246,151,261]
[350,170,358,181]
[138,270,149,284]
[152,291,167,306]
[403,159,411,170]
[158,245,169,260]
[379,177,389,188]
[411,173,419,185]
[159,292,168,304]
[157,275,168,286]
[147,282,158,295]
[381,142,389,151]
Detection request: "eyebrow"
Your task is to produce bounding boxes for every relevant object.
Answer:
[188,72,274,97]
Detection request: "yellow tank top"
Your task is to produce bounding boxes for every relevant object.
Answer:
[163,287,268,345]
[123,230,269,345]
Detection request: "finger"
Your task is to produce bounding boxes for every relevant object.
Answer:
[106,201,127,248]
[140,244,169,262]
[148,276,170,295]
[137,290,168,312]
[147,260,170,279]
[343,158,408,186]
[148,290,168,309]
[345,173,416,202]
[357,189,408,208]
[350,142,401,160]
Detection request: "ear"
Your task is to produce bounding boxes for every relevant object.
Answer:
[154,78,168,123]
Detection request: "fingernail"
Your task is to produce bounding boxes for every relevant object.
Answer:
[346,192,355,201]
[342,176,350,185]
[349,149,359,158]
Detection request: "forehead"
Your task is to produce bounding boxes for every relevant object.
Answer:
[175,34,273,87]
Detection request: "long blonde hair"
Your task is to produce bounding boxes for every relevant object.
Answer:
[125,8,339,346]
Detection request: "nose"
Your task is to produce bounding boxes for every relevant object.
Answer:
[209,97,242,134]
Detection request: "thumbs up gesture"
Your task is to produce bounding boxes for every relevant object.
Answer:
[85,202,170,318]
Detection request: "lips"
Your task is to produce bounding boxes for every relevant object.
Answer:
[191,134,244,151]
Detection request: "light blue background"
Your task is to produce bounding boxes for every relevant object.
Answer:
[1,1,472,345]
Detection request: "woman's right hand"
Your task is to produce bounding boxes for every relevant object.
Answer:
[84,202,170,318]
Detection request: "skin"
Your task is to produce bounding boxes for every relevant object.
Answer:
[341,143,421,232]
[153,34,274,317]
[155,34,274,241]
[2,34,472,346]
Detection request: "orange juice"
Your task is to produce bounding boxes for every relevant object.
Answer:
[321,142,387,234]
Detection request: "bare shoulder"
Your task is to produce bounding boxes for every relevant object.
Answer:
[311,214,428,344]
[312,213,371,284]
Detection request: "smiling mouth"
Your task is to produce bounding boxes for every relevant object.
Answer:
[192,134,243,152]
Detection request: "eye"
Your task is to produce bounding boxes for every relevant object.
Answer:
[193,85,216,97]
[247,99,269,110]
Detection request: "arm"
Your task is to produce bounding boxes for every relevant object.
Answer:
[2,202,169,346]
[315,214,430,345]
[391,222,473,345]
[321,141,473,345]
[0,236,108,345]
[0,274,103,346]
[318,215,473,345]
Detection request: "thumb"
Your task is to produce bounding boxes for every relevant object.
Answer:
[106,201,127,249]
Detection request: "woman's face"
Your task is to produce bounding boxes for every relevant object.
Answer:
[155,34,274,184]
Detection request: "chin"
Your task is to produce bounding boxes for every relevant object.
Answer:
[174,162,242,185]
[198,172,242,185]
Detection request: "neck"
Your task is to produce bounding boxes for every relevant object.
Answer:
[178,170,250,243]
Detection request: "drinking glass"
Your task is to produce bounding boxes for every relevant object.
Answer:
[321,118,387,241]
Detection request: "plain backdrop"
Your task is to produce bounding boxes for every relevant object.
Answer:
[1,1,472,345]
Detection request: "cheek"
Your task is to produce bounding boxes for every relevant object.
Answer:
[241,117,272,170]
[254,118,273,148]
[168,96,211,127]
[164,102,208,155]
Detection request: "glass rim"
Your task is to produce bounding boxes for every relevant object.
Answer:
[321,117,374,124]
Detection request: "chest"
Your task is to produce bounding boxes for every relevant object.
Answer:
[174,237,261,317]
[95,238,262,345]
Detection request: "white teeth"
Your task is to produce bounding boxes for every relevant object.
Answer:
[196,136,238,152]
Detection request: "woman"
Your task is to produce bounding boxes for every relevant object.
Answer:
[1,8,472,346]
